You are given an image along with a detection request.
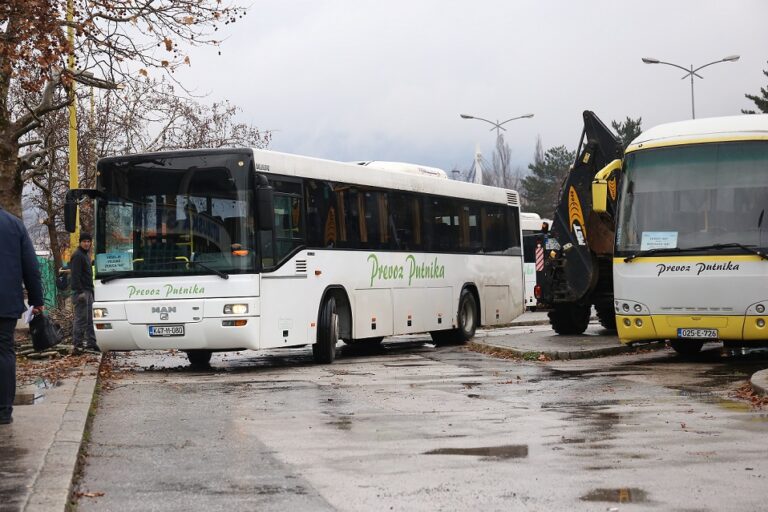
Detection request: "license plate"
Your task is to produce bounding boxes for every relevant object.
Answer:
[149,325,185,337]
[677,328,718,339]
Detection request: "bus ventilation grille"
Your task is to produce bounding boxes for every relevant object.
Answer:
[506,192,519,206]
[295,260,307,273]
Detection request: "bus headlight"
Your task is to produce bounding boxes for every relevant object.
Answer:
[757,304,765,314]
[623,318,631,327]
[757,318,766,328]
[223,304,248,315]
[93,308,108,319]
[635,318,643,327]
[622,303,630,312]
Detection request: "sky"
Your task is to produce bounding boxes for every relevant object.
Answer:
[173,0,768,177]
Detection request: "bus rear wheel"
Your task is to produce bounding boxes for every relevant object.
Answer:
[549,304,591,335]
[430,290,477,345]
[185,349,213,367]
[670,340,704,357]
[313,297,338,364]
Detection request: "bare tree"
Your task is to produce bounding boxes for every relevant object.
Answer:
[26,80,270,268]
[1,0,247,216]
[482,134,525,190]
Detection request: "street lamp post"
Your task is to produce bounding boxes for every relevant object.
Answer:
[641,55,740,119]
[459,113,534,138]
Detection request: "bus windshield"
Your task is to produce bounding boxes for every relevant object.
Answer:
[94,153,258,278]
[616,141,768,255]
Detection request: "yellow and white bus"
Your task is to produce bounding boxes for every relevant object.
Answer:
[596,115,768,355]
[67,149,525,365]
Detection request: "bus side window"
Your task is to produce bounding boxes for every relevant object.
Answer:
[482,205,509,254]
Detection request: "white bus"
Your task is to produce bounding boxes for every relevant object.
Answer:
[520,212,551,310]
[593,114,768,355]
[66,149,525,365]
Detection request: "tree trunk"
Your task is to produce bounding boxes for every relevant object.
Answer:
[0,134,22,217]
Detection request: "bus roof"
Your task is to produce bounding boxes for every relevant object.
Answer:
[97,148,520,206]
[626,114,768,153]
[251,148,519,206]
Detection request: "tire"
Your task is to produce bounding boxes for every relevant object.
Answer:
[431,289,478,345]
[595,304,617,331]
[186,349,213,367]
[313,297,338,364]
[548,304,591,335]
[670,340,704,357]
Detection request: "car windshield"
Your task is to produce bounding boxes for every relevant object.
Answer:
[94,153,257,278]
[616,141,768,255]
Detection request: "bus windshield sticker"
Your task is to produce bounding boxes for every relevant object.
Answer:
[641,232,678,251]
[96,252,133,273]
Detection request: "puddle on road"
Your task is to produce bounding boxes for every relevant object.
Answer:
[580,487,649,503]
[423,445,528,459]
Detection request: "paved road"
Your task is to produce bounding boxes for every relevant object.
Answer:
[76,332,768,511]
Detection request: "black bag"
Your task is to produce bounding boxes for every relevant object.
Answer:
[29,313,63,352]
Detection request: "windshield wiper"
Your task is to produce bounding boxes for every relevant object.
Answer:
[100,259,229,283]
[624,243,768,262]
[100,271,138,284]
[185,260,229,279]
[623,247,683,262]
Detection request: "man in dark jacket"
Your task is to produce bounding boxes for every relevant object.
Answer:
[0,206,44,425]
[70,232,97,353]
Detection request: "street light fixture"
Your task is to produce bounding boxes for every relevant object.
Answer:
[459,112,534,138]
[641,55,740,119]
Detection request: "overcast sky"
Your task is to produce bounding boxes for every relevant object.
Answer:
[174,0,768,176]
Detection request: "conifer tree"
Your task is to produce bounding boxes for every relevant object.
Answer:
[520,139,575,217]
[743,62,768,114]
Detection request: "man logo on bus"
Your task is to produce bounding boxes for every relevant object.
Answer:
[152,306,177,314]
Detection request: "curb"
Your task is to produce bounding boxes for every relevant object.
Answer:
[751,369,768,396]
[469,340,667,361]
[22,356,101,512]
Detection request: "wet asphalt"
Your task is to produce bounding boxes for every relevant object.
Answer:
[73,335,768,512]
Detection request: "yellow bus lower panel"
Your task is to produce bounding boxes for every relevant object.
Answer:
[617,315,768,344]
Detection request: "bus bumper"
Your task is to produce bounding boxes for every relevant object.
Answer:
[94,317,261,351]
[617,314,768,344]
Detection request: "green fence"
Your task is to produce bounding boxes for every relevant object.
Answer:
[36,256,57,309]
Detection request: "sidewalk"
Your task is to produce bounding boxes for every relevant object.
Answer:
[1,355,100,512]
[472,310,667,360]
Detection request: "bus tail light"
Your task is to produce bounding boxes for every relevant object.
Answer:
[534,285,541,299]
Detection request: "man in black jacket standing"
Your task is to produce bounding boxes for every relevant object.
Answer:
[0,206,44,425]
[70,232,98,353]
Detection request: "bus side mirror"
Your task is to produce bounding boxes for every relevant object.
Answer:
[591,158,622,214]
[64,192,78,233]
[256,186,274,231]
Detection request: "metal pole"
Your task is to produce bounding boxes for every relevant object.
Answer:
[67,0,79,256]
[690,64,696,119]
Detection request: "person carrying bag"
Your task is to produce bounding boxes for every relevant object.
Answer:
[29,312,62,352]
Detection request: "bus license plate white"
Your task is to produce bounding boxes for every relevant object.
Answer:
[149,325,185,337]
[677,328,717,339]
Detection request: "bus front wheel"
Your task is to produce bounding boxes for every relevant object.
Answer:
[670,340,704,357]
[185,349,213,367]
[313,297,338,364]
